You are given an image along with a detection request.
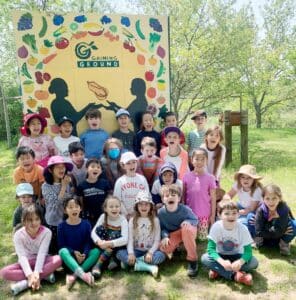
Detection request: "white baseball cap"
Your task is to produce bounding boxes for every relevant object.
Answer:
[16,183,34,196]
[120,151,137,164]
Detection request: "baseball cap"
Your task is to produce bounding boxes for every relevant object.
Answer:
[116,109,130,118]
[191,110,207,120]
[164,126,181,136]
[58,116,74,126]
[16,183,34,196]
[120,151,137,164]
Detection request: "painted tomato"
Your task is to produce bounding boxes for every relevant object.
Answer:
[145,70,154,82]
[55,37,69,49]
[147,87,156,98]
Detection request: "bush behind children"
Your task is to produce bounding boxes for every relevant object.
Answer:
[1,108,295,296]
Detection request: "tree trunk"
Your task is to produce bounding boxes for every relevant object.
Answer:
[255,109,262,128]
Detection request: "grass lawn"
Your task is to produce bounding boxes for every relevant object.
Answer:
[0,127,295,299]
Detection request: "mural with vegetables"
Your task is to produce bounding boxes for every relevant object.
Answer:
[12,12,170,134]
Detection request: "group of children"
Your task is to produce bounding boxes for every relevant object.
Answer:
[0,107,295,296]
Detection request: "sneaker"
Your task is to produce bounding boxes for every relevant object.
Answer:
[108,259,119,270]
[66,274,76,290]
[279,239,291,256]
[120,261,129,270]
[187,261,198,277]
[253,237,263,249]
[234,271,253,286]
[82,272,94,286]
[208,270,219,280]
[11,280,28,296]
[44,273,56,284]
[150,265,159,278]
[91,265,101,279]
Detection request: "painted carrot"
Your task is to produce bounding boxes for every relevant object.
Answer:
[42,53,57,64]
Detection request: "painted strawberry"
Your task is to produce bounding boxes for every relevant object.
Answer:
[55,37,69,49]
[38,107,50,118]
[145,70,155,81]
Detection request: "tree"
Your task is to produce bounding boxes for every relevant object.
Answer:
[240,0,296,128]
[129,0,256,126]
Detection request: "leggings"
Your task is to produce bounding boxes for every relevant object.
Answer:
[0,255,62,282]
[59,248,100,273]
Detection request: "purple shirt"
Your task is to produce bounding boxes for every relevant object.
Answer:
[183,171,216,218]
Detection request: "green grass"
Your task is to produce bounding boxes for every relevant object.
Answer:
[0,127,296,299]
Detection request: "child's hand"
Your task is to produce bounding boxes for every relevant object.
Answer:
[28,272,40,291]
[181,221,190,228]
[220,259,232,271]
[128,254,136,265]
[62,174,71,186]
[161,237,170,247]
[145,252,153,263]
[222,194,231,201]
[239,209,248,216]
[231,259,244,272]
[74,251,85,264]
[98,240,108,250]
[285,225,293,235]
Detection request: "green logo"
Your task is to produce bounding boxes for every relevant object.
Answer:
[75,41,98,59]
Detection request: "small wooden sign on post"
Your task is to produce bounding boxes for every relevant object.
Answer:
[224,110,248,166]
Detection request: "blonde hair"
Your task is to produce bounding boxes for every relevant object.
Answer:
[102,195,121,228]
[160,183,181,198]
[236,174,263,197]
[262,184,283,202]
[204,125,224,176]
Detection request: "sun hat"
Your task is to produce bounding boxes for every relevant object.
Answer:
[135,191,154,205]
[164,126,181,136]
[191,109,207,120]
[116,108,130,118]
[21,113,47,136]
[16,183,34,196]
[234,165,263,180]
[58,116,74,126]
[44,155,73,174]
[120,151,137,164]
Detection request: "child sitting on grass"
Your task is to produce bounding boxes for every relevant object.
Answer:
[116,191,166,277]
[58,197,99,289]
[201,200,258,286]
[254,184,296,255]
[158,184,198,277]
[0,205,62,296]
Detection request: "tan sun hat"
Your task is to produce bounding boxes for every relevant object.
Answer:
[234,165,263,180]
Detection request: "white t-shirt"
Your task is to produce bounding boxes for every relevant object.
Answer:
[113,174,149,216]
[208,220,253,255]
[128,217,161,254]
[54,135,80,157]
[233,182,262,208]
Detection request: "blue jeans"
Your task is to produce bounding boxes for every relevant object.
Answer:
[116,249,166,265]
[249,215,296,243]
[237,204,256,237]
[201,253,258,280]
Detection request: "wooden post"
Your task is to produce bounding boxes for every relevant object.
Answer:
[224,110,232,166]
[240,110,248,164]
[0,83,11,148]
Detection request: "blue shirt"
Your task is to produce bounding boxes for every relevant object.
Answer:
[158,204,199,238]
[80,129,109,159]
[58,219,92,255]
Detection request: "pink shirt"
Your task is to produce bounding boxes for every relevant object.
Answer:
[13,226,51,277]
[18,134,57,167]
[183,171,216,218]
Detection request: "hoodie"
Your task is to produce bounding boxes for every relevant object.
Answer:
[151,162,183,204]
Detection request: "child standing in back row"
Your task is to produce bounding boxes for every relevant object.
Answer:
[187,110,207,159]
[134,111,161,157]
[200,125,226,184]
[183,149,216,240]
[160,127,189,180]
[80,108,109,159]
[18,113,57,168]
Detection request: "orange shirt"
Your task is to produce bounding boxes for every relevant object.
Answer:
[13,164,44,199]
